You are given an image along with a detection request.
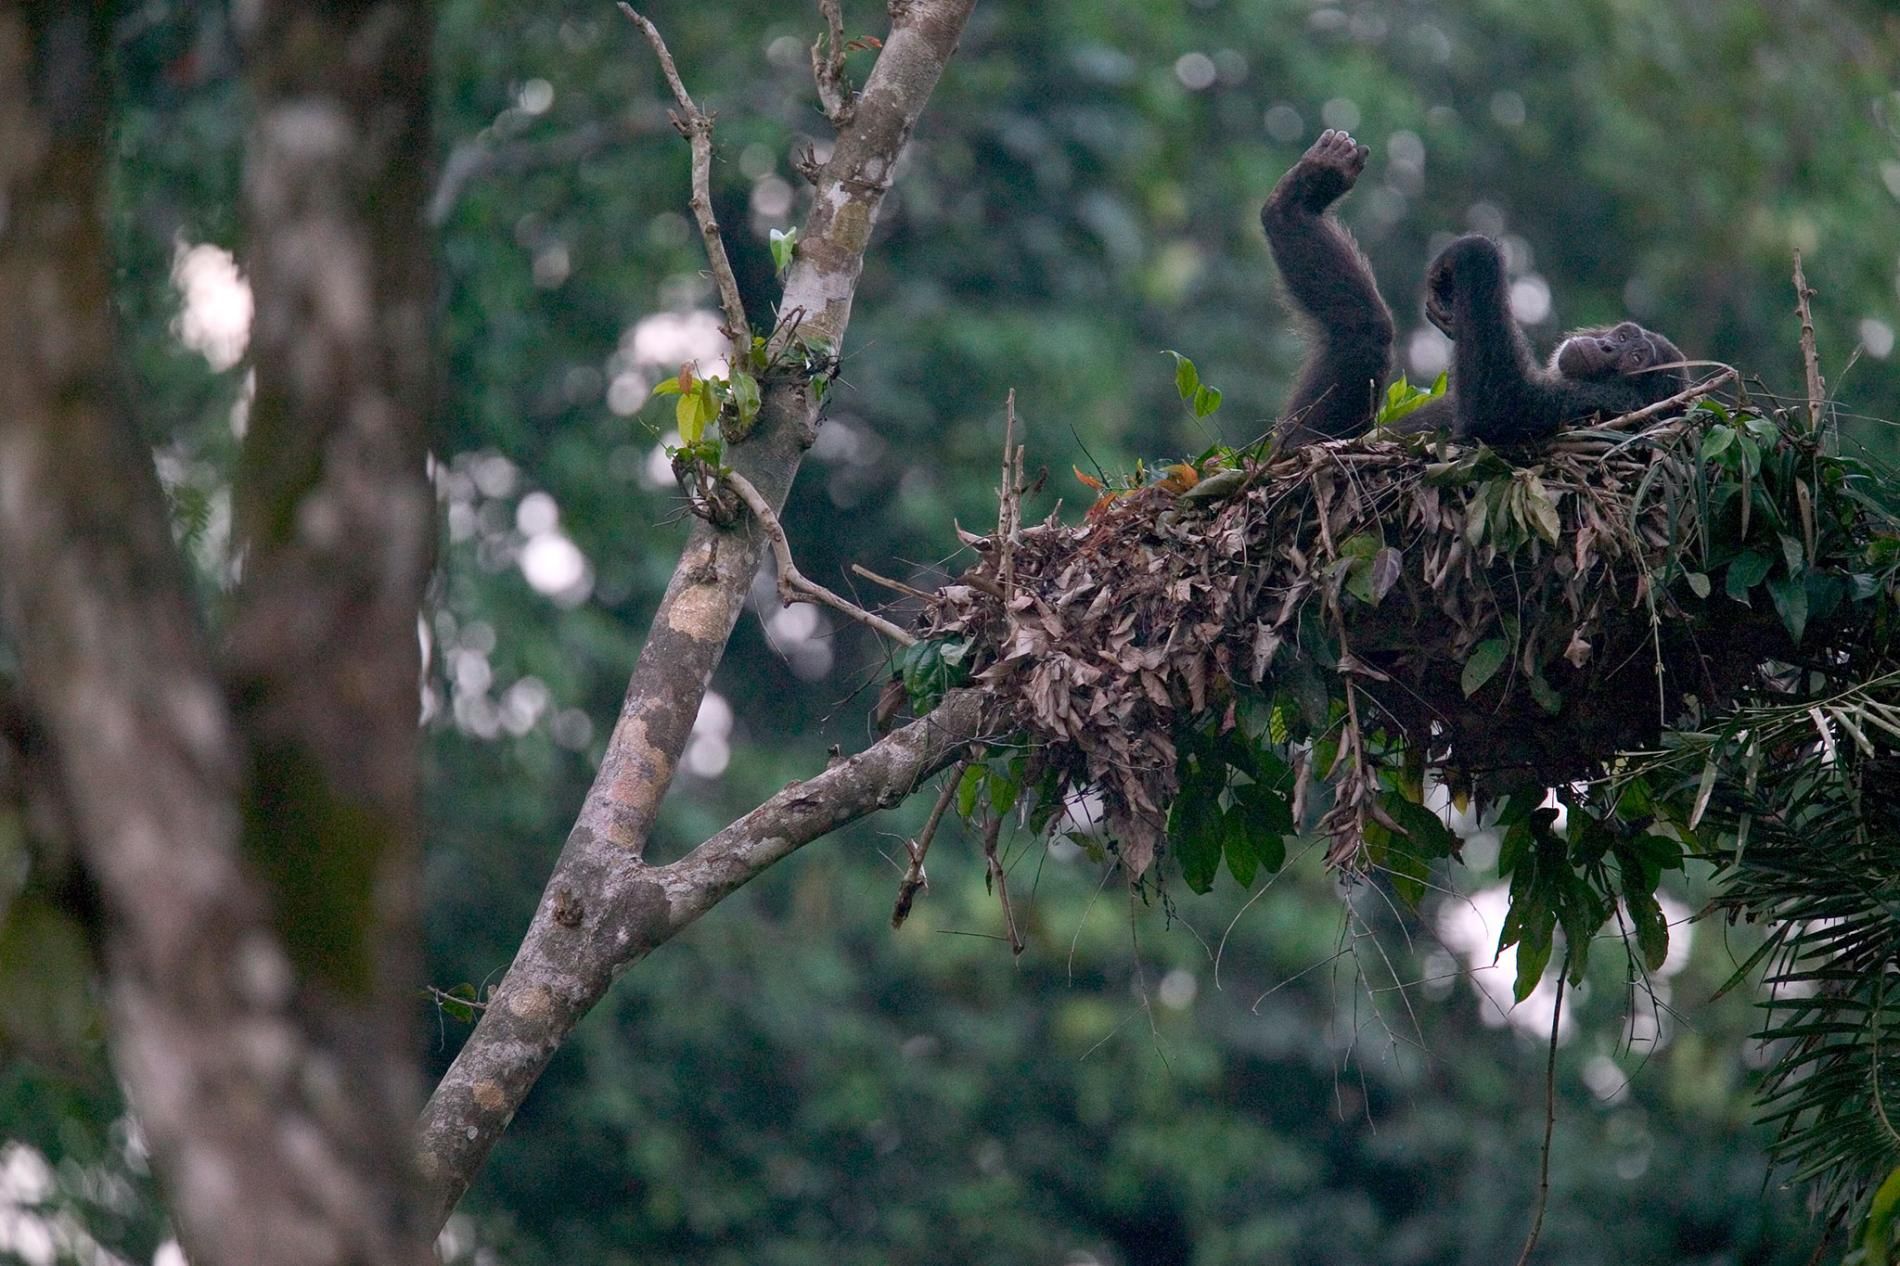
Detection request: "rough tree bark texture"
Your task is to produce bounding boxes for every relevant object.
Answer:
[0,5,434,1265]
[415,0,981,1222]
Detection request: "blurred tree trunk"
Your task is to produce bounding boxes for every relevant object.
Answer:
[0,4,434,1264]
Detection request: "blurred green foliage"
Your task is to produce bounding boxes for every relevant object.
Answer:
[6,0,1900,1261]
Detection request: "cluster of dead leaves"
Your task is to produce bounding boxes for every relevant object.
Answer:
[914,420,1821,877]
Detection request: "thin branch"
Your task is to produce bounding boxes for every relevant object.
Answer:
[850,563,937,603]
[980,811,1025,956]
[1591,367,1739,433]
[725,468,917,645]
[1513,971,1567,1266]
[617,5,751,349]
[1792,249,1825,434]
[996,390,1024,608]
[812,0,854,127]
[891,758,966,927]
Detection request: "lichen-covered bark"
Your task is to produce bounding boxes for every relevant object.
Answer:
[417,690,987,1222]
[414,0,978,1220]
[578,0,975,864]
[0,6,431,1265]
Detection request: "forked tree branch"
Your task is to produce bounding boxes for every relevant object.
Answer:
[812,0,854,127]
[724,468,917,645]
[891,757,967,926]
[417,690,989,1221]
[417,0,980,1224]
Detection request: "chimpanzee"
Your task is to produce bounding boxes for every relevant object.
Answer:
[1262,131,1686,448]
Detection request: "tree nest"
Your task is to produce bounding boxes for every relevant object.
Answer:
[913,407,1887,876]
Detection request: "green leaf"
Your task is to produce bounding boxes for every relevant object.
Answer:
[440,982,480,1024]
[1461,638,1509,697]
[1527,672,1563,715]
[1165,350,1199,402]
[956,763,986,818]
[1221,807,1258,888]
[1862,1166,1900,1263]
[1743,414,1781,444]
[1384,795,1457,862]
[1344,559,1374,605]
[1192,384,1223,418]
[677,379,717,443]
[988,771,1020,817]
[1682,570,1711,599]
[1373,372,1448,426]
[900,638,972,712]
[1807,571,1844,624]
[1337,532,1378,562]
[769,226,798,275]
[1232,777,1294,839]
[1778,532,1805,577]
[1766,571,1809,642]
[1512,912,1554,1002]
[1563,883,1609,982]
[1385,835,1431,908]
[1628,834,1685,871]
[1169,775,1222,894]
[1625,887,1669,973]
[730,370,762,427]
[1725,549,1770,601]
[1381,797,1456,909]
[1699,424,1736,462]
[650,374,686,398]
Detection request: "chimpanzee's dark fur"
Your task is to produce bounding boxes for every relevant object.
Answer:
[1426,234,1687,444]
[1262,133,1686,449]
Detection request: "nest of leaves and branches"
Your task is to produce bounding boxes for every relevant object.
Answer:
[890,366,1898,965]
[857,341,1900,1238]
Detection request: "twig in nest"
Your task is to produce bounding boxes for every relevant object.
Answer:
[997,390,1027,608]
[1591,367,1738,433]
[1512,970,1566,1266]
[811,0,855,127]
[850,563,937,603]
[724,469,917,645]
[1792,250,1826,435]
[618,5,752,351]
[980,811,1025,956]
[892,760,965,927]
